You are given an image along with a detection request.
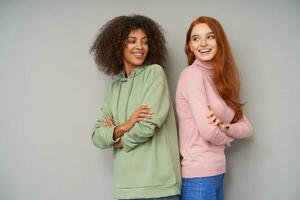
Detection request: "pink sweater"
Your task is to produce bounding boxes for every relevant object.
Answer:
[176,59,252,178]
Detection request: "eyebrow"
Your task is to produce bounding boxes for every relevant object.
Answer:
[127,36,148,39]
[191,32,214,37]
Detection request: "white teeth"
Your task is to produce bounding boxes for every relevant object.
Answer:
[199,49,211,53]
[133,52,143,56]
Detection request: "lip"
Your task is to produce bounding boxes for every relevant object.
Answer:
[132,52,145,58]
[199,49,212,54]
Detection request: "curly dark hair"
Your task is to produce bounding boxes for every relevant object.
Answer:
[90,15,167,76]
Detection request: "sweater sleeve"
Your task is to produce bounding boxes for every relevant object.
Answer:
[121,65,170,152]
[91,88,119,149]
[227,115,253,139]
[181,69,233,146]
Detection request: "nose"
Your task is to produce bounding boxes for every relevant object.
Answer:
[200,38,207,47]
[135,41,143,49]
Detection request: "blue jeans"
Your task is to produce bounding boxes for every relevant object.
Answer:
[121,195,180,200]
[181,174,224,200]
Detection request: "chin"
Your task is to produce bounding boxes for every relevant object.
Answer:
[199,57,213,62]
[134,60,146,66]
[134,62,144,66]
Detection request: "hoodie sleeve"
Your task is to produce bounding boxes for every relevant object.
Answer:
[121,65,170,152]
[180,68,233,146]
[91,88,119,149]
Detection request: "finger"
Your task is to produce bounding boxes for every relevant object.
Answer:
[103,121,108,127]
[133,118,144,123]
[139,105,150,110]
[106,118,114,126]
[219,125,226,133]
[136,111,152,117]
[137,109,151,113]
[213,119,221,126]
[217,122,223,129]
[136,117,148,121]
[138,108,152,114]
[136,115,152,121]
[133,109,147,116]
[137,112,153,117]
[113,143,120,148]
[220,124,229,133]
[104,118,115,127]
[103,119,107,126]
[139,111,153,116]
[208,115,216,123]
[107,120,115,126]
[207,110,214,118]
[114,141,123,148]
[140,107,152,111]
[107,116,116,124]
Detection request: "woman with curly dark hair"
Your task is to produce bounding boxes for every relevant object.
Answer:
[90,15,181,200]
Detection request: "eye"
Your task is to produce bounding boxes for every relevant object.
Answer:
[141,40,148,45]
[192,37,200,41]
[207,35,215,39]
[127,39,136,44]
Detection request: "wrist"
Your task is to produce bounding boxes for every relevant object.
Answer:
[119,121,133,133]
[114,124,126,139]
[123,120,134,132]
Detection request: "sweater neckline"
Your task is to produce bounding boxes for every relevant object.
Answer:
[193,59,214,78]
[119,65,146,82]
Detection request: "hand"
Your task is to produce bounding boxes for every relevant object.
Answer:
[217,122,229,134]
[113,105,152,140]
[122,105,152,132]
[207,109,229,134]
[207,109,221,126]
[103,117,116,127]
[113,140,123,148]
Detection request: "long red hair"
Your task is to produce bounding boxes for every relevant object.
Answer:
[185,16,243,122]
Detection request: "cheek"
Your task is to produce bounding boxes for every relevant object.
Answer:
[124,43,134,51]
[145,46,149,55]
[123,48,132,60]
[190,43,198,52]
[212,41,218,49]
[188,42,194,51]
[123,49,129,57]
[213,44,218,54]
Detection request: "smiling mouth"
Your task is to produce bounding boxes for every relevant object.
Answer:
[132,52,145,58]
[199,49,212,54]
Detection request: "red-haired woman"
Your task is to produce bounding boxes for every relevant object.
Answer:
[176,16,253,200]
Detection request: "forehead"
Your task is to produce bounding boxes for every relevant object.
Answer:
[191,23,213,36]
[128,28,147,37]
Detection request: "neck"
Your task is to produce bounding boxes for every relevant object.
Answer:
[124,64,135,77]
[194,59,214,77]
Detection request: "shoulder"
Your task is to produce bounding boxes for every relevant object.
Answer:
[108,77,122,94]
[111,78,120,88]
[143,64,166,83]
[144,64,165,74]
[179,64,204,82]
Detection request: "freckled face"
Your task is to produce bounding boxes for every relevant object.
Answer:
[189,23,218,62]
[123,29,149,69]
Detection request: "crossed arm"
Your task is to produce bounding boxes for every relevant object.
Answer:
[101,105,152,148]
[206,109,252,140]
[92,66,172,152]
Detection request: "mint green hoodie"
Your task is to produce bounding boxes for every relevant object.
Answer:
[92,64,181,199]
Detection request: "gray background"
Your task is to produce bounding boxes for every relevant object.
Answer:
[1,0,299,199]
